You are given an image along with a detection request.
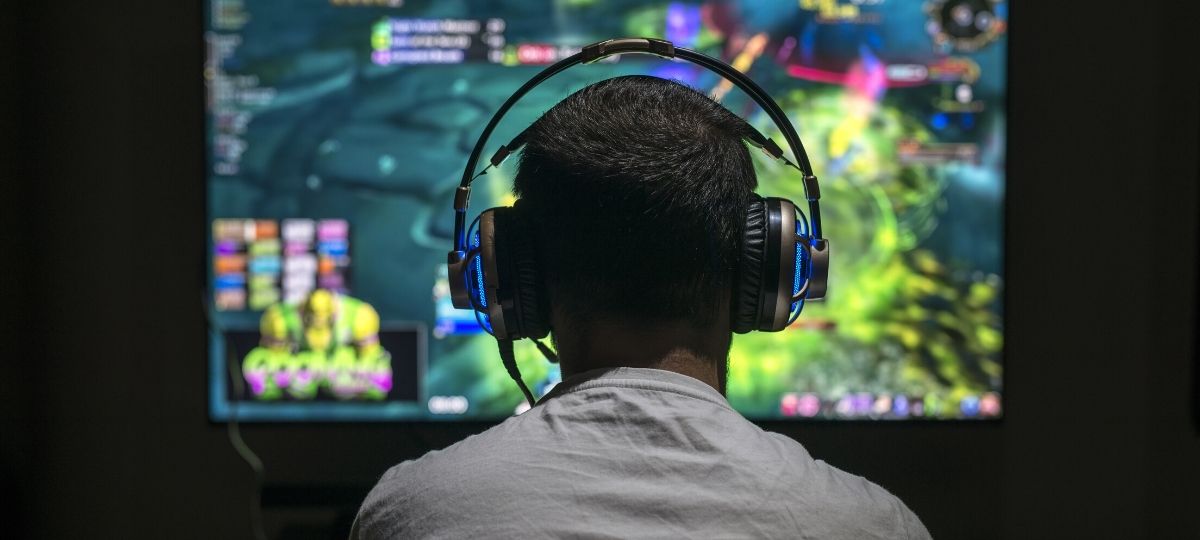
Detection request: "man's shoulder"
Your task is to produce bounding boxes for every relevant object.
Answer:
[371,414,528,491]
[353,416,533,538]
[756,431,930,539]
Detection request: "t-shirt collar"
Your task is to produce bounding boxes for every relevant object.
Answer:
[540,366,731,409]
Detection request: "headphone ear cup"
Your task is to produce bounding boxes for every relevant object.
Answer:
[732,197,767,334]
[789,234,810,313]
[758,198,801,332]
[475,209,507,337]
[506,211,550,340]
[490,207,549,340]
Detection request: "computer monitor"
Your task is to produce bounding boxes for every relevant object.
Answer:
[206,0,1007,421]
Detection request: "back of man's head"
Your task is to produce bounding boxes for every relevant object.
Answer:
[513,75,758,336]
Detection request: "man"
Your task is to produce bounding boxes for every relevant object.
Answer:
[353,76,930,539]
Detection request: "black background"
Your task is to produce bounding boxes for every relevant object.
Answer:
[4,1,1199,538]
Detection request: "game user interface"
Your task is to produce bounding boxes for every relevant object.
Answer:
[206,0,1006,421]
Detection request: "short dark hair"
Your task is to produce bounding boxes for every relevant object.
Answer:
[512,75,758,330]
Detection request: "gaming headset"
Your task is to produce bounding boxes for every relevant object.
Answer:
[445,38,830,405]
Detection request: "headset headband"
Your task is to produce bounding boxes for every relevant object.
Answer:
[450,37,824,258]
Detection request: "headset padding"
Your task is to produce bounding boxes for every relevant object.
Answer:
[507,210,549,339]
[733,197,767,334]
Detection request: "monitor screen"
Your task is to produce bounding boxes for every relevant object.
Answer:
[206,0,1006,421]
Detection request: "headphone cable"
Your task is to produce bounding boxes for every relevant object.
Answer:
[497,339,537,407]
[533,339,558,363]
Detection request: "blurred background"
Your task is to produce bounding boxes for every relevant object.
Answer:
[2,0,1198,538]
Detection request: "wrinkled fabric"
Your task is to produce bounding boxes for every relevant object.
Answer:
[353,367,931,539]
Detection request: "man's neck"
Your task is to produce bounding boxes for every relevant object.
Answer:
[554,319,731,394]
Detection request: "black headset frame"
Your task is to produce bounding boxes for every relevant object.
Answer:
[448,38,828,305]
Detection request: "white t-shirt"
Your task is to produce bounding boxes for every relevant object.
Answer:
[353,367,931,539]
